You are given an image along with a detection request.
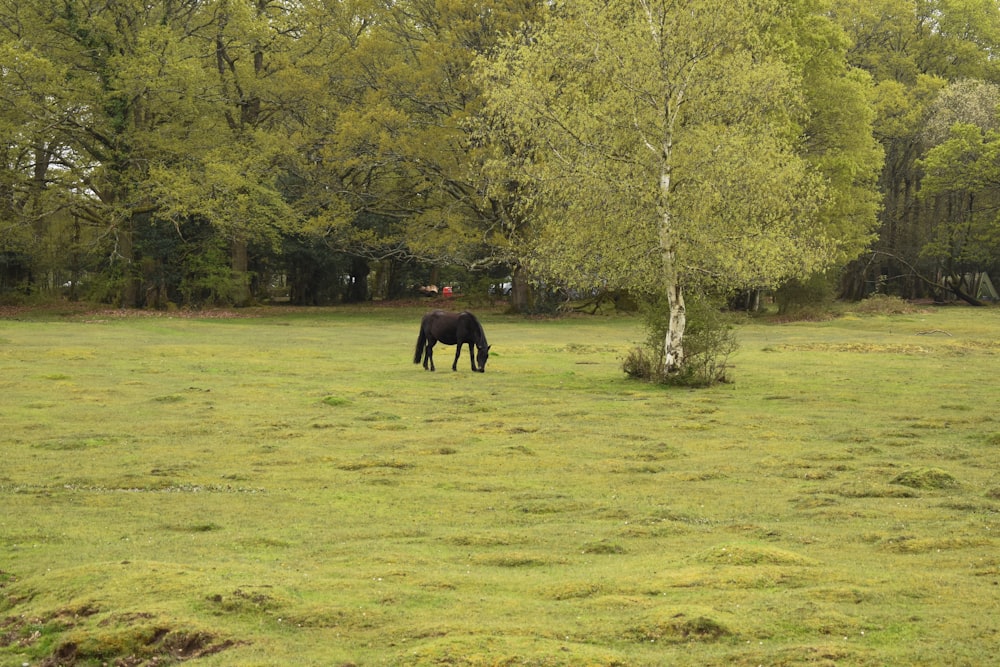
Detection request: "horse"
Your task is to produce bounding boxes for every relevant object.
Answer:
[413,310,491,372]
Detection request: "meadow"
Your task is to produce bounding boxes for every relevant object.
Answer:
[1,302,999,666]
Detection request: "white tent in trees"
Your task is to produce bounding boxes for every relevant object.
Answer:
[943,272,999,302]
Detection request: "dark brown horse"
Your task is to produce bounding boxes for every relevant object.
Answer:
[414,310,491,372]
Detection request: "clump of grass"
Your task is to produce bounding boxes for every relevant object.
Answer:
[163,522,222,533]
[626,612,732,643]
[878,536,989,553]
[55,625,232,665]
[691,544,817,566]
[357,411,401,422]
[206,588,280,614]
[321,395,350,406]
[152,393,185,403]
[546,582,607,600]
[834,482,919,498]
[334,459,413,471]
[853,293,918,315]
[581,541,626,555]
[891,467,960,489]
[471,552,559,567]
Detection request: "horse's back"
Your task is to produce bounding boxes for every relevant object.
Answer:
[423,310,482,344]
[422,309,458,344]
[422,309,447,324]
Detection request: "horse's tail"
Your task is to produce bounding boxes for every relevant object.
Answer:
[414,325,426,364]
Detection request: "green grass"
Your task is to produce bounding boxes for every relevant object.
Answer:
[1,303,999,666]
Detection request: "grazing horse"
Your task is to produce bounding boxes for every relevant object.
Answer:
[414,310,491,372]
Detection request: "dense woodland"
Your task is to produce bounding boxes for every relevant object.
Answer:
[2,0,1000,316]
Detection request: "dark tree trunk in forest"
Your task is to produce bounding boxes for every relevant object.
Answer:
[119,226,140,308]
[346,256,369,302]
[509,264,531,313]
[232,239,251,306]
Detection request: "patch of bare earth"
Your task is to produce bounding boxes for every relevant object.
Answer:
[1,604,239,666]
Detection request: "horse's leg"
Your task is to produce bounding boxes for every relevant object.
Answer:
[425,341,436,371]
[468,342,477,371]
[452,343,462,371]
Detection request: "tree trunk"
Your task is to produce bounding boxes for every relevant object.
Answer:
[658,133,684,375]
[119,225,140,308]
[510,264,531,313]
[370,259,391,301]
[232,239,251,306]
[346,256,369,302]
[945,272,986,307]
[663,282,686,373]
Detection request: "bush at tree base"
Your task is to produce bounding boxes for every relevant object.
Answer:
[622,291,738,387]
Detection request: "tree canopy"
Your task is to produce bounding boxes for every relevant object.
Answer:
[478,0,882,373]
[1,0,999,330]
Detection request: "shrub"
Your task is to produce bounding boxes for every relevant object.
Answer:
[623,291,737,387]
[853,293,918,315]
[775,273,836,317]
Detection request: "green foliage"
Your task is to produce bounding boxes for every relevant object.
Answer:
[176,240,247,307]
[8,0,1000,311]
[892,467,960,490]
[832,1,1000,297]
[480,0,881,377]
[917,121,1000,276]
[624,291,738,386]
[775,273,837,316]
[852,293,919,315]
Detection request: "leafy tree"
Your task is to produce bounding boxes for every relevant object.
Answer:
[146,0,343,305]
[297,0,545,304]
[833,0,1000,298]
[480,0,880,377]
[918,121,1000,302]
[0,0,244,304]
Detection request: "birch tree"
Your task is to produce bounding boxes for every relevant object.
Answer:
[480,0,880,376]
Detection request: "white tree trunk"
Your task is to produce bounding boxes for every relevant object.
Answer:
[656,66,685,375]
[663,281,685,373]
[659,137,684,375]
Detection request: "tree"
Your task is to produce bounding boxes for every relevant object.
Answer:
[0,0,170,304]
[833,0,1000,299]
[918,120,1000,303]
[147,0,347,305]
[480,0,880,377]
[0,0,274,305]
[297,0,545,303]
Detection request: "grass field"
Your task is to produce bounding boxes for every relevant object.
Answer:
[1,302,999,666]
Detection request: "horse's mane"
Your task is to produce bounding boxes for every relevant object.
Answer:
[463,310,487,347]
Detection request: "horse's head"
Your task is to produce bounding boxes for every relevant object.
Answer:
[476,344,491,372]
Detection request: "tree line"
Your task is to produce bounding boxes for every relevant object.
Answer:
[2,0,1000,372]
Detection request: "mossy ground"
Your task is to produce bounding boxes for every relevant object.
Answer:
[1,303,999,666]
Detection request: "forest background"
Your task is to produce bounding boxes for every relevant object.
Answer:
[2,0,1000,316]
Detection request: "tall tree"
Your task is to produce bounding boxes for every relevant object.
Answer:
[480,0,880,375]
[147,0,341,305]
[0,0,256,305]
[298,0,544,300]
[918,119,1000,303]
[833,0,1000,298]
